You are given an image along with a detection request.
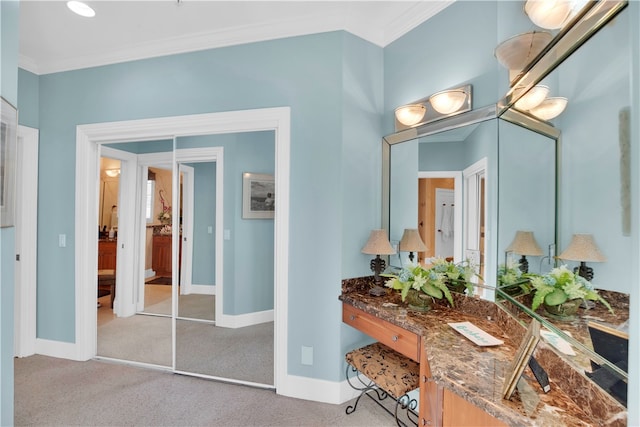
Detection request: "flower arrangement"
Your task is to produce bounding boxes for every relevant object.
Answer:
[529,265,612,313]
[157,209,172,224]
[497,259,532,295]
[382,257,477,307]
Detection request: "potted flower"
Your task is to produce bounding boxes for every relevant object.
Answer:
[497,259,532,296]
[382,263,455,310]
[529,265,613,318]
[428,257,477,294]
[157,208,172,224]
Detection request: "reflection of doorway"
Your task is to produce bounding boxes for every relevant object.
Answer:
[418,172,462,263]
[463,158,487,293]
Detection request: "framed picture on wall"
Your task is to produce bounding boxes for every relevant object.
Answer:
[1,97,18,228]
[242,172,275,219]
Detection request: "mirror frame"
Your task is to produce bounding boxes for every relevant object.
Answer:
[381,0,629,381]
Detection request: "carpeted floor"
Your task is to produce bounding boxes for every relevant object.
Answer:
[14,355,393,426]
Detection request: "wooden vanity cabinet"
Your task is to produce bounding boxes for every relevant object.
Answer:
[343,302,508,427]
[98,240,117,269]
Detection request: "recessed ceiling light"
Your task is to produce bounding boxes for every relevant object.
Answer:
[67,1,96,18]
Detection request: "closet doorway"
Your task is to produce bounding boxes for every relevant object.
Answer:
[76,108,290,390]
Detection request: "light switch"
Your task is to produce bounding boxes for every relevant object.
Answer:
[224,229,231,240]
[207,226,213,234]
[59,234,66,247]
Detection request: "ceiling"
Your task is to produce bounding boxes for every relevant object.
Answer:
[19,0,454,75]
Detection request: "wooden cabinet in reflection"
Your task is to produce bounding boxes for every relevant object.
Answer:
[98,240,117,270]
[152,235,172,276]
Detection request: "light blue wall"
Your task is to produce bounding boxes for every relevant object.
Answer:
[1,1,19,424]
[189,161,217,287]
[22,30,383,380]
[556,9,631,292]
[17,68,38,128]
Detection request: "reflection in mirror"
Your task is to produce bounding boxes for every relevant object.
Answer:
[387,116,498,295]
[174,132,275,386]
[497,118,556,276]
[96,139,173,368]
[495,0,631,401]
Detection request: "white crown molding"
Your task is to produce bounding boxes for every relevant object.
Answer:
[19,2,454,75]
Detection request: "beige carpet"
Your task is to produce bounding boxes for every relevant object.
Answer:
[97,285,273,385]
[15,355,392,426]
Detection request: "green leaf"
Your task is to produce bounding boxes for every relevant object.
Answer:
[531,286,553,311]
[544,288,568,306]
[422,283,442,300]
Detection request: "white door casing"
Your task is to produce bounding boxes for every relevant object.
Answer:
[74,108,290,394]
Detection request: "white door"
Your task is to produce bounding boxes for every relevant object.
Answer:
[14,126,38,357]
[434,188,455,259]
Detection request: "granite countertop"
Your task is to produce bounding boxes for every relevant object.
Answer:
[340,277,626,427]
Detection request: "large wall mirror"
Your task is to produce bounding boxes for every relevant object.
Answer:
[383,0,630,405]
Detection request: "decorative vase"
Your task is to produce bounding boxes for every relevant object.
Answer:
[404,289,432,312]
[543,298,581,320]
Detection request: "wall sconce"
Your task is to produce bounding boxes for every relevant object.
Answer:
[558,234,606,281]
[395,104,427,126]
[105,168,121,177]
[524,0,573,30]
[495,31,553,74]
[506,230,544,273]
[394,84,472,131]
[362,229,396,295]
[513,85,549,111]
[528,97,568,121]
[399,228,427,263]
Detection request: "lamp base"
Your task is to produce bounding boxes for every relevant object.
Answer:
[518,255,529,273]
[369,285,388,297]
[574,262,594,281]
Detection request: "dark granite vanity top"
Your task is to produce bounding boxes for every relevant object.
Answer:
[340,277,626,426]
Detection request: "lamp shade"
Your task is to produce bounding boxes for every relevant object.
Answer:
[506,231,544,256]
[399,229,426,252]
[395,104,426,126]
[362,229,396,255]
[558,234,606,262]
[429,90,467,115]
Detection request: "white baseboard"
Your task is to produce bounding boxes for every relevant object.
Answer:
[277,373,362,404]
[190,284,215,295]
[217,309,274,329]
[35,338,87,361]
[145,269,155,279]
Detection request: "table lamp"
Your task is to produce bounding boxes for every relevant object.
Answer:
[506,230,544,273]
[362,229,396,296]
[399,228,427,263]
[558,234,606,281]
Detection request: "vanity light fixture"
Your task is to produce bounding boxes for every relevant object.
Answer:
[399,228,427,263]
[362,229,396,295]
[429,89,469,115]
[528,97,568,121]
[558,234,606,281]
[513,85,550,111]
[524,0,573,30]
[105,168,120,177]
[395,104,427,126]
[506,230,544,273]
[394,84,472,131]
[494,31,553,73]
[67,1,96,18]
